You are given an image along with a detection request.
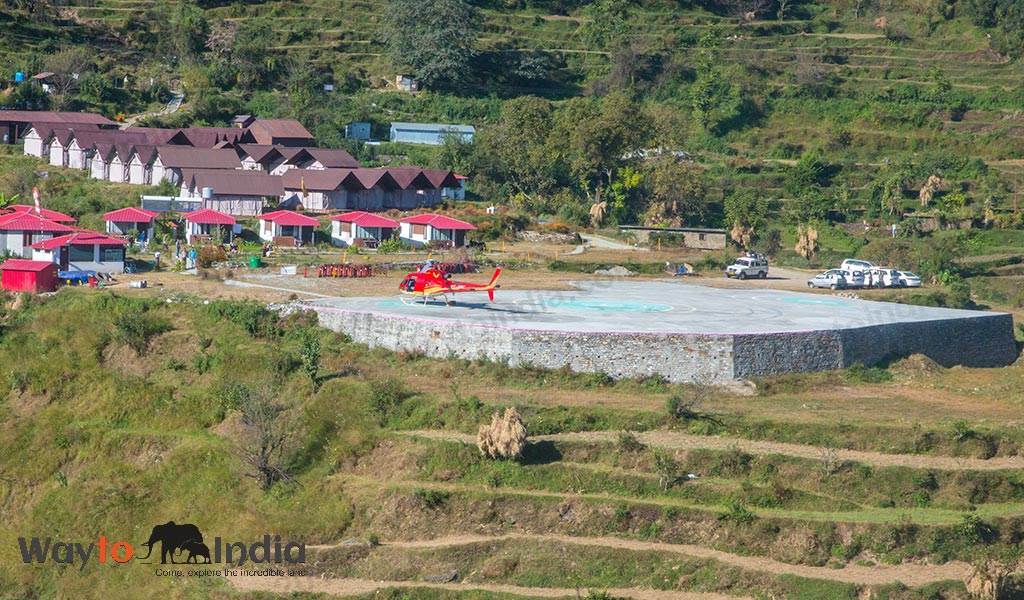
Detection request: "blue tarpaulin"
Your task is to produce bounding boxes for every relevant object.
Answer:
[58,270,95,284]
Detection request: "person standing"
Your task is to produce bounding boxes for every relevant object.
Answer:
[188,247,197,269]
[175,239,182,259]
[154,250,161,271]
[891,223,898,238]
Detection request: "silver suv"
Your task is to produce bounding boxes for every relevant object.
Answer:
[725,253,769,280]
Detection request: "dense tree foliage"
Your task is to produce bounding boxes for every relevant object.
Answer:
[962,0,1024,56]
[380,0,480,88]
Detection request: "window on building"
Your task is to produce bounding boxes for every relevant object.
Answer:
[102,247,124,263]
[69,245,93,262]
[412,224,425,236]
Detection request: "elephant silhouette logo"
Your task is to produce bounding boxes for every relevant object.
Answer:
[181,539,211,564]
[135,521,205,564]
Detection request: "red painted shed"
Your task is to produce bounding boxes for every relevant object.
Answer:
[0,259,59,293]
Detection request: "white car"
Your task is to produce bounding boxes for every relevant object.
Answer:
[898,271,922,287]
[866,267,899,288]
[725,254,769,280]
[840,269,865,288]
[808,270,848,290]
[840,258,875,272]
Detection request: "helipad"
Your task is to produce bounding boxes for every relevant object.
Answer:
[306,280,1017,383]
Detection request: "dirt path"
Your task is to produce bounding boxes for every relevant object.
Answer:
[403,430,1023,471]
[226,574,747,600]
[305,533,970,587]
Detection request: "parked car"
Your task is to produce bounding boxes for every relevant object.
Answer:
[840,258,875,272]
[840,269,866,288]
[725,253,769,280]
[867,267,899,288]
[808,270,848,290]
[898,271,922,287]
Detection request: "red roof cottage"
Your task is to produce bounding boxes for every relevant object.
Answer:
[4,205,77,222]
[258,210,320,246]
[183,209,236,244]
[399,214,476,248]
[31,232,128,274]
[0,213,76,258]
[0,259,59,293]
[330,211,399,248]
[104,207,158,242]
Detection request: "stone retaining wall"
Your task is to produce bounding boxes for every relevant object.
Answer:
[309,306,1017,383]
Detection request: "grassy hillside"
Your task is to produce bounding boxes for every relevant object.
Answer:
[0,289,1023,598]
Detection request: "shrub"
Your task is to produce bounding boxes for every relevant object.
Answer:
[196,244,227,268]
[412,488,450,509]
[665,383,712,421]
[300,332,322,391]
[719,501,757,524]
[367,378,409,427]
[112,304,171,355]
[477,407,528,460]
[617,431,645,453]
[237,385,297,491]
[652,449,681,491]
[842,362,892,383]
[377,238,408,254]
[204,301,281,338]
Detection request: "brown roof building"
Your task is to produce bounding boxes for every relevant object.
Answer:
[180,168,284,216]
[0,110,117,145]
[244,118,314,147]
[280,167,454,212]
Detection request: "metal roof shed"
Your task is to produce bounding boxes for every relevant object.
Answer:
[389,122,475,146]
[0,259,58,293]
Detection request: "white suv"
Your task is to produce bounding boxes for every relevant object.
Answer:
[840,259,875,272]
[725,254,769,280]
[840,269,866,288]
[867,267,899,288]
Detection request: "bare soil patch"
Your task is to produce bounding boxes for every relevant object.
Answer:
[307,533,970,586]
[226,574,747,600]
[403,430,1023,471]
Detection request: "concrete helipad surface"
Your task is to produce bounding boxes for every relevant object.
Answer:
[307,280,1017,382]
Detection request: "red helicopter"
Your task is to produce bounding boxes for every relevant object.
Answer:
[398,261,501,305]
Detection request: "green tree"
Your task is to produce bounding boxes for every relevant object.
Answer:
[283,57,325,118]
[689,27,740,132]
[436,130,475,176]
[784,151,829,198]
[872,165,913,218]
[487,96,557,200]
[300,332,322,392]
[579,0,633,51]
[963,0,1024,57]
[724,189,771,248]
[232,19,279,91]
[380,0,480,88]
[642,158,707,227]
[167,0,208,63]
[42,47,93,110]
[548,93,650,208]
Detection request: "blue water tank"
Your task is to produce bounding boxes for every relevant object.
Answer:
[14,72,25,83]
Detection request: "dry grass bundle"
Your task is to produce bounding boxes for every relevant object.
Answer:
[919,174,943,207]
[477,407,527,460]
[795,224,819,260]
